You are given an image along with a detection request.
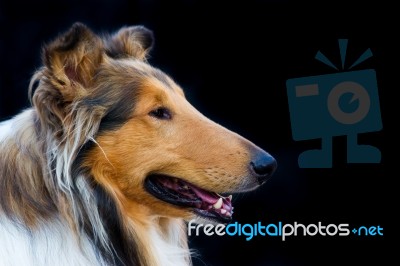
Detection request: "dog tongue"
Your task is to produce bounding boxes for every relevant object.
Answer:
[190,185,220,204]
[156,176,233,213]
[156,177,221,203]
[190,185,233,215]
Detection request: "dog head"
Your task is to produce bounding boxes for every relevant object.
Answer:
[35,23,277,223]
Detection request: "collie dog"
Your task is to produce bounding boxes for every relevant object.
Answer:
[0,23,277,266]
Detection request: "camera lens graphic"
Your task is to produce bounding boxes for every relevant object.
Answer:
[327,81,370,125]
[286,38,382,167]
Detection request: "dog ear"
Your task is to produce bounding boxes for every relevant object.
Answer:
[42,22,103,102]
[105,26,154,60]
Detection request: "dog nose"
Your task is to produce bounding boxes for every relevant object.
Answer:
[250,151,277,184]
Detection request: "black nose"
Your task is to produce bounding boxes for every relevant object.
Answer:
[250,151,277,184]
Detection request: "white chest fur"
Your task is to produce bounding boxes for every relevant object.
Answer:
[0,217,104,266]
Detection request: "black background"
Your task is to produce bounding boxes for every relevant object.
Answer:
[0,1,393,265]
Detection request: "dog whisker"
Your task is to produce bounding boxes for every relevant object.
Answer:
[88,136,115,169]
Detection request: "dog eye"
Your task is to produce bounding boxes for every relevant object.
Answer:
[149,107,172,120]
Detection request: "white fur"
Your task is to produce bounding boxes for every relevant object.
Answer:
[0,110,33,143]
[0,215,189,266]
[146,218,189,266]
[0,217,105,266]
[0,119,12,143]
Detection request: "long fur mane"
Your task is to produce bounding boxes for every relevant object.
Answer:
[0,23,190,266]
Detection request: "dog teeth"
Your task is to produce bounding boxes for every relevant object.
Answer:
[182,185,189,190]
[216,194,232,201]
[213,198,223,209]
[225,211,232,217]
[220,209,227,214]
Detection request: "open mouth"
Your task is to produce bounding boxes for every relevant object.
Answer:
[145,174,233,223]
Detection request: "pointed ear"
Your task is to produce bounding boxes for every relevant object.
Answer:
[43,22,103,101]
[105,26,154,60]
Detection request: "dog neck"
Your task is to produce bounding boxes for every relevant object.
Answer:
[128,216,190,266]
[99,185,192,266]
[0,110,191,266]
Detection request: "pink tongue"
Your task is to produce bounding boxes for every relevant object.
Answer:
[190,185,219,204]
[158,177,233,211]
